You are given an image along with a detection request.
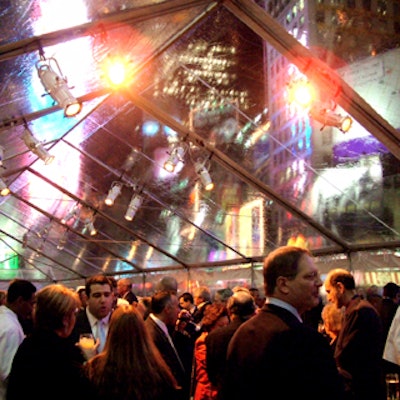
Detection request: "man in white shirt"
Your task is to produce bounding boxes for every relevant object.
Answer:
[70,275,114,353]
[0,279,36,400]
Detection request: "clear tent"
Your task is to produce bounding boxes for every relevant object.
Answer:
[0,0,399,294]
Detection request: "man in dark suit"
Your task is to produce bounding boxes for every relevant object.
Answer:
[116,277,138,305]
[222,246,345,400]
[206,290,256,399]
[145,290,189,400]
[70,275,114,353]
[325,268,386,400]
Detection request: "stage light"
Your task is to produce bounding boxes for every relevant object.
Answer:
[36,57,82,117]
[125,193,143,221]
[83,218,97,236]
[57,230,68,250]
[0,178,10,196]
[164,145,185,173]
[22,128,55,165]
[288,79,316,108]
[61,203,80,224]
[309,105,353,133]
[105,182,123,206]
[195,159,214,191]
[102,56,131,88]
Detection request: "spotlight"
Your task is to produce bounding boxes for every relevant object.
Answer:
[22,128,55,165]
[57,230,68,250]
[0,178,10,196]
[125,193,143,221]
[164,145,185,172]
[105,182,123,206]
[309,105,353,133]
[61,204,80,224]
[83,218,97,236]
[36,57,82,117]
[195,160,214,191]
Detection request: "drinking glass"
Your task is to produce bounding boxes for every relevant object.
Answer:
[79,333,95,349]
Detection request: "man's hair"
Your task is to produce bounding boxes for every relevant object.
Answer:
[383,282,399,299]
[227,291,256,319]
[155,276,178,294]
[7,279,36,303]
[193,286,212,302]
[150,290,175,314]
[326,268,355,290]
[179,292,194,303]
[85,275,112,296]
[263,246,311,296]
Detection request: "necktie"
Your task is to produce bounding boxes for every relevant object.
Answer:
[97,321,106,353]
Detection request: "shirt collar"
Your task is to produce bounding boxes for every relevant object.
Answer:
[266,297,303,322]
[85,308,110,329]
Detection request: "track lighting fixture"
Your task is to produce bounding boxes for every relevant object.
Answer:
[309,104,353,133]
[164,145,185,172]
[105,182,123,206]
[195,159,214,191]
[57,231,68,250]
[22,128,55,165]
[83,217,97,236]
[0,178,10,196]
[125,193,143,221]
[61,203,80,224]
[36,56,82,117]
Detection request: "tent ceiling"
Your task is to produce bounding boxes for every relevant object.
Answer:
[0,0,399,285]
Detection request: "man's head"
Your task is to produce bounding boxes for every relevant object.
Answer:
[324,268,355,309]
[85,275,114,320]
[155,276,178,294]
[263,246,322,315]
[226,290,256,321]
[383,282,399,300]
[179,292,194,311]
[193,286,212,306]
[117,277,132,297]
[150,290,180,328]
[6,279,37,320]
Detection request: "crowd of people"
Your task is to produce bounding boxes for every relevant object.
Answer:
[1,245,400,400]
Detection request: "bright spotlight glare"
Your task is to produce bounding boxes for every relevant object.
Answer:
[104,57,130,87]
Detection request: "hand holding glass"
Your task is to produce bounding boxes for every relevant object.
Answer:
[79,333,95,349]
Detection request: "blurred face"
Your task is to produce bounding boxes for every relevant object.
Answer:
[87,283,114,319]
[179,298,191,311]
[117,281,128,296]
[283,254,322,315]
[324,279,343,308]
[18,293,36,320]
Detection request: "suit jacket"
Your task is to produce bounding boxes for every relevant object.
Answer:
[69,308,93,345]
[335,297,386,400]
[205,318,243,394]
[123,290,138,304]
[222,303,345,400]
[145,317,189,399]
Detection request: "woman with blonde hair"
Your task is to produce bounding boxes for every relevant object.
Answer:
[7,284,92,400]
[84,304,179,400]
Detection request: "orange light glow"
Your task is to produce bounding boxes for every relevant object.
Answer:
[288,80,316,109]
[102,56,131,88]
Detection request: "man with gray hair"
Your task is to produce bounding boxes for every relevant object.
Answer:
[205,290,256,398]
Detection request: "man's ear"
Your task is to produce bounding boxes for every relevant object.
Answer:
[336,281,345,294]
[276,276,290,295]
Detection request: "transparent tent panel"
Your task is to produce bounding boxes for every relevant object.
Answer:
[0,1,399,284]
